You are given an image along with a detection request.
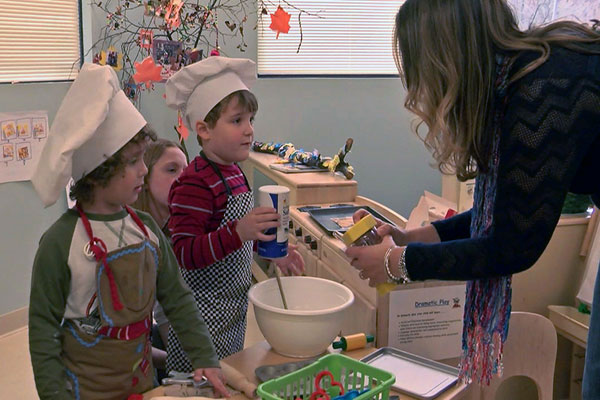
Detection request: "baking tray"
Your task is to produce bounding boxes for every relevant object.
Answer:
[254,358,316,383]
[307,205,393,236]
[360,347,459,399]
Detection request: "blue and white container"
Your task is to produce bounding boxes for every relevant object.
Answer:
[257,185,290,259]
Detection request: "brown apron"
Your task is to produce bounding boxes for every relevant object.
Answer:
[62,205,159,400]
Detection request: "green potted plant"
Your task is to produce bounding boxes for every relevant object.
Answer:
[561,193,592,215]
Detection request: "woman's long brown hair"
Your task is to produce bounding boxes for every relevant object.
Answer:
[393,0,600,180]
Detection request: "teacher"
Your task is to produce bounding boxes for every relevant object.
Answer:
[345,0,600,396]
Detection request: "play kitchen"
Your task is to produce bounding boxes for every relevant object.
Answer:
[145,150,464,398]
[241,150,462,348]
[142,150,471,399]
[144,147,595,399]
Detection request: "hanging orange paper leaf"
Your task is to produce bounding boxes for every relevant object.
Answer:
[269,6,290,39]
[133,56,162,89]
[176,111,189,140]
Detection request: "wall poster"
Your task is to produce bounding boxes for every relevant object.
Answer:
[0,111,48,184]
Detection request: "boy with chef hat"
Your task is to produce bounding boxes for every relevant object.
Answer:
[164,56,304,372]
[28,63,229,400]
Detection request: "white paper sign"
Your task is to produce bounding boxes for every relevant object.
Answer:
[388,285,466,360]
[577,217,600,307]
[0,110,49,184]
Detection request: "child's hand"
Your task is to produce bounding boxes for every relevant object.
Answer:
[236,206,280,242]
[274,244,305,275]
[195,367,230,398]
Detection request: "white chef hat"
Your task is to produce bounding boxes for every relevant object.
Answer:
[31,63,147,207]
[165,56,256,132]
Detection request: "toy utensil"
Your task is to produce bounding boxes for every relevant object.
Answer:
[309,370,345,400]
[221,361,258,398]
[162,371,209,388]
[273,262,288,309]
[331,388,370,400]
[332,333,375,352]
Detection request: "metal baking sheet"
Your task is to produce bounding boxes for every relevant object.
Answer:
[360,347,459,399]
[307,205,393,236]
[254,358,316,383]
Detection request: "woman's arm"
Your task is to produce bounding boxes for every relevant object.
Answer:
[407,73,600,281]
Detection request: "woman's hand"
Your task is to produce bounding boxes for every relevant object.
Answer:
[195,367,230,398]
[377,224,410,247]
[273,244,305,275]
[345,235,396,287]
[352,209,410,247]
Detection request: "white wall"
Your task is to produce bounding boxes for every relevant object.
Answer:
[0,5,440,316]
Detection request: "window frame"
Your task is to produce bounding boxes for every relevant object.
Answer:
[256,1,402,78]
[0,0,84,84]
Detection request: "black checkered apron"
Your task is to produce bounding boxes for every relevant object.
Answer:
[167,157,254,373]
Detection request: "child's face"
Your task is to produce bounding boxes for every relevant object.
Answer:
[148,146,188,208]
[198,97,255,165]
[93,142,148,213]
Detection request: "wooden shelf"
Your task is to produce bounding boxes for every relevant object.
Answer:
[548,305,590,349]
[240,151,357,205]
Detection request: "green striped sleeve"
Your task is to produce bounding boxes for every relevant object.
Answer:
[29,211,78,400]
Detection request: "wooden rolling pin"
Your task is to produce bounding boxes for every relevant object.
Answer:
[332,333,374,352]
[221,361,258,398]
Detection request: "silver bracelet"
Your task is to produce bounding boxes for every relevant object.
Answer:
[397,247,411,284]
[384,245,403,284]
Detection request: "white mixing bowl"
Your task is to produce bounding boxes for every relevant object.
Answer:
[248,276,354,358]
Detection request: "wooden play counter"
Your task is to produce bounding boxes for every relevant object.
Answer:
[144,341,471,400]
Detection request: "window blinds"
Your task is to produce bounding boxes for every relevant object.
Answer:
[0,0,81,83]
[257,1,402,75]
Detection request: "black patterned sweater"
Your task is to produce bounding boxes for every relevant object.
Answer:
[406,45,600,282]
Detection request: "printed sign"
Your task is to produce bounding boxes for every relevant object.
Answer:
[388,284,466,360]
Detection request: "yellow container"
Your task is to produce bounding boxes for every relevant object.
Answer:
[341,215,396,295]
[341,214,378,246]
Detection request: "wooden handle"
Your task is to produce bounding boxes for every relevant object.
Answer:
[344,334,368,351]
[221,361,257,398]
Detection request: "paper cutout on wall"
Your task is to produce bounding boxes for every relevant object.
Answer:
[139,29,154,49]
[165,0,184,29]
[99,46,123,71]
[270,6,291,39]
[133,56,163,89]
[176,111,189,140]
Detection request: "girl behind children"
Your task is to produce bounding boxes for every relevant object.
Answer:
[131,138,188,373]
[132,138,188,237]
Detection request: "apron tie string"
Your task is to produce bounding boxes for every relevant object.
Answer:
[76,204,124,311]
